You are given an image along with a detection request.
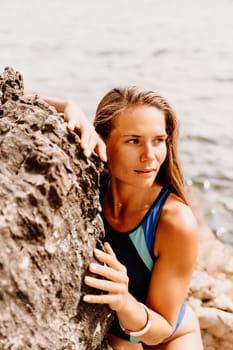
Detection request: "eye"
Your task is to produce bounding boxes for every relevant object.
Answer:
[153,138,163,145]
[127,138,139,144]
[152,137,167,146]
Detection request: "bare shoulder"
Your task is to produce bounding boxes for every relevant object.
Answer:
[155,192,199,257]
[162,192,198,234]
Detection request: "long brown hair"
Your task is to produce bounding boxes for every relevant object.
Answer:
[94,86,187,203]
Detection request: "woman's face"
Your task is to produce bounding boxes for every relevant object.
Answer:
[105,105,168,188]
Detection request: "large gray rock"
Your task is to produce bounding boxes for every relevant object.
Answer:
[0,67,113,350]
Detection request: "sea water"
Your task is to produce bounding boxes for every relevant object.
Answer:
[0,0,232,248]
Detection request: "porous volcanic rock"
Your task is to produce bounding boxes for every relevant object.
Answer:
[0,67,113,350]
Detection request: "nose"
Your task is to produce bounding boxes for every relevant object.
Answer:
[140,142,155,162]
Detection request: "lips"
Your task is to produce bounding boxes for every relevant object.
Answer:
[134,169,156,173]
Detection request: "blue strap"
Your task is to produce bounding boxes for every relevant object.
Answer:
[165,302,187,339]
[142,188,170,260]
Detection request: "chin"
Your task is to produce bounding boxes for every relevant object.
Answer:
[134,178,156,189]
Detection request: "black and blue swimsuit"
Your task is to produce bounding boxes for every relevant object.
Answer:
[100,179,186,343]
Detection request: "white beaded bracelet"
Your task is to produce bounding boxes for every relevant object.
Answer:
[119,303,152,337]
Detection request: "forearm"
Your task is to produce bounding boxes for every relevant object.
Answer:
[25,94,68,113]
[117,294,173,346]
[26,95,89,129]
[41,96,68,113]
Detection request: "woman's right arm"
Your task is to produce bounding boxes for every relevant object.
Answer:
[29,95,107,162]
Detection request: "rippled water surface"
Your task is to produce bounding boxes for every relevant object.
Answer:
[1,0,232,248]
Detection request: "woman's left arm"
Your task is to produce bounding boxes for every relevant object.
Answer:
[145,199,199,337]
[83,202,199,345]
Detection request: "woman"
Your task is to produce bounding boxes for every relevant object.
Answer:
[43,87,203,350]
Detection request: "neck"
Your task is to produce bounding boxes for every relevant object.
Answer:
[106,178,161,219]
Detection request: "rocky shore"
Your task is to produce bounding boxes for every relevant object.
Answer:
[187,187,233,350]
[0,67,232,349]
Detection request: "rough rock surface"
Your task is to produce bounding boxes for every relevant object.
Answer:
[0,67,113,350]
[187,188,233,350]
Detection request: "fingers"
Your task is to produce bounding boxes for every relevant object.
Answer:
[83,245,129,310]
[93,247,124,273]
[67,121,107,162]
[63,101,107,161]
[80,129,107,161]
[84,275,122,294]
[103,242,115,256]
[64,110,79,130]
[88,261,128,283]
[64,102,84,128]
[94,139,107,162]
[66,120,79,131]
[83,293,121,305]
[83,269,128,310]
[79,127,95,158]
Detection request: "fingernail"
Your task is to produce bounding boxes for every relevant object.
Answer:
[94,248,101,256]
[84,149,91,157]
[89,263,97,271]
[67,123,74,130]
[84,276,92,283]
[83,295,90,302]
